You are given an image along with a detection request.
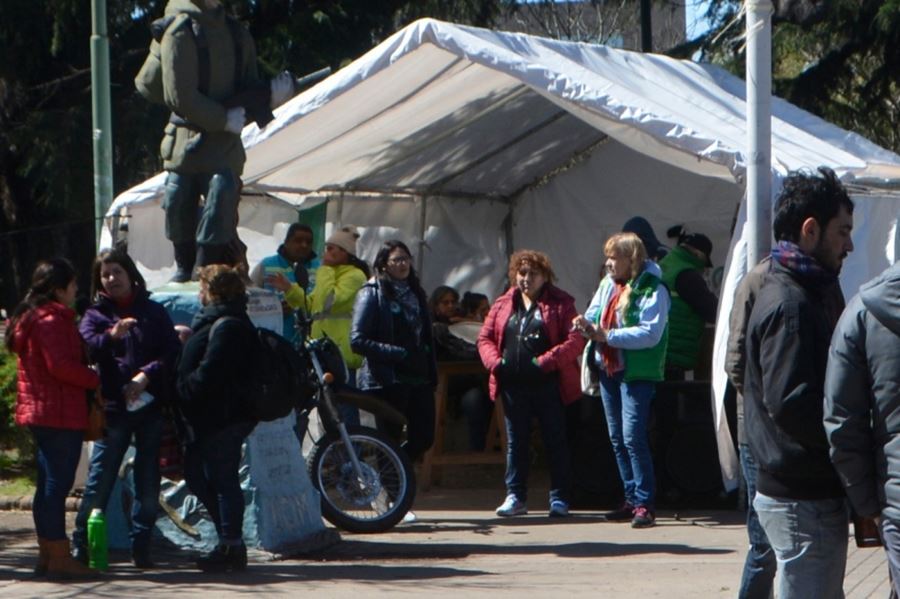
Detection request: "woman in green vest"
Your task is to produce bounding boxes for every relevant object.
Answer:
[573,233,670,529]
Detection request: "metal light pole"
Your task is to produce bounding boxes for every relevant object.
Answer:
[91,0,114,246]
[745,0,773,268]
[640,0,653,52]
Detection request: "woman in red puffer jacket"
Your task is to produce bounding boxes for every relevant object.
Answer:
[5,258,99,580]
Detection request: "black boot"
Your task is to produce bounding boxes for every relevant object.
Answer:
[196,543,247,573]
[195,244,229,269]
[131,545,155,569]
[170,242,196,283]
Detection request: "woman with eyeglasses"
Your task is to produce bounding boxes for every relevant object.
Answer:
[350,240,437,468]
[477,250,584,519]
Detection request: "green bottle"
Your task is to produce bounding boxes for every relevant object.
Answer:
[87,508,108,570]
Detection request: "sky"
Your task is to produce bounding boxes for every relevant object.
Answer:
[685,0,713,39]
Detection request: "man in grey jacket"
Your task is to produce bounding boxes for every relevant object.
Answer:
[824,261,900,596]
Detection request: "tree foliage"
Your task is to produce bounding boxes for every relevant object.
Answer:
[683,0,900,155]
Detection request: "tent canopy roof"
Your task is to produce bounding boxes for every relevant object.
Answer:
[111,17,900,212]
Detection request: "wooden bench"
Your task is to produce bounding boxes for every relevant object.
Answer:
[420,361,507,490]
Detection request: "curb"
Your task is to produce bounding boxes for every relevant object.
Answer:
[0,495,81,512]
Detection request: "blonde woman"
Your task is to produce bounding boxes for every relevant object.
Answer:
[573,233,670,528]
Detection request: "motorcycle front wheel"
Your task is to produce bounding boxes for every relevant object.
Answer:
[307,425,416,533]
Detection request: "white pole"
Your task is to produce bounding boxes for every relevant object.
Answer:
[746,0,773,268]
[416,196,427,276]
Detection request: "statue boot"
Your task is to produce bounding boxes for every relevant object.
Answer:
[170,242,196,283]
[196,244,230,269]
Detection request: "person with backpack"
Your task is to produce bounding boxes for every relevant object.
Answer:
[135,0,294,281]
[176,264,258,572]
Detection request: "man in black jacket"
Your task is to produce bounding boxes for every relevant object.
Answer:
[744,167,854,599]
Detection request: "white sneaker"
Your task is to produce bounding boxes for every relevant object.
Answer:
[495,494,527,517]
[549,500,570,518]
[401,510,417,524]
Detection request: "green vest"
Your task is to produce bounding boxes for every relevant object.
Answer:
[594,270,668,383]
[659,246,706,370]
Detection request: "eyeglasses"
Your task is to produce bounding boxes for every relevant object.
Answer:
[387,256,412,266]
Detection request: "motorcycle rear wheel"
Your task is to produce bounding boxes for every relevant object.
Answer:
[307,425,416,533]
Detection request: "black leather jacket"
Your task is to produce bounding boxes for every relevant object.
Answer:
[350,278,437,391]
[744,260,845,500]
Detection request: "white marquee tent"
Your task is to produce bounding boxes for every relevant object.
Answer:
[103,18,900,490]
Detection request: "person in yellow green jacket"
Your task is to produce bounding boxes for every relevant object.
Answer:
[265,225,370,423]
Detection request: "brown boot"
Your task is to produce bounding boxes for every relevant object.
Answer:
[45,539,98,581]
[33,537,48,577]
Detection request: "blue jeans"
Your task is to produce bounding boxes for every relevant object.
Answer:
[501,382,571,504]
[738,443,776,599]
[753,492,848,599]
[73,409,164,552]
[30,426,84,541]
[184,421,256,543]
[162,169,239,245]
[598,371,655,508]
[881,518,900,598]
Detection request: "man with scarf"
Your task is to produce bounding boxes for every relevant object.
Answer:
[744,167,854,599]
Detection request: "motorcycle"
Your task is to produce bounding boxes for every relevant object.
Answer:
[291,311,416,533]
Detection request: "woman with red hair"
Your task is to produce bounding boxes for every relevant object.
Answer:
[477,250,584,518]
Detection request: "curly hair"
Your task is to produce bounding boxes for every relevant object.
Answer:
[198,265,246,303]
[507,249,556,287]
[773,167,854,242]
[604,232,647,282]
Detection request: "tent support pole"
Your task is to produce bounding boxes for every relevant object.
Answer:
[416,195,427,276]
[335,192,345,228]
[91,0,114,247]
[746,0,773,268]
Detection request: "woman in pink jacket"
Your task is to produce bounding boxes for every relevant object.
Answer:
[477,250,585,518]
[5,258,99,580]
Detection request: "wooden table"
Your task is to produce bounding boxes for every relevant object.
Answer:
[420,361,507,490]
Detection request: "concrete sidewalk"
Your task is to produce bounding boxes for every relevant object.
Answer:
[0,486,891,598]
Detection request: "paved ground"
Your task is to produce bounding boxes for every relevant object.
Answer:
[0,486,891,598]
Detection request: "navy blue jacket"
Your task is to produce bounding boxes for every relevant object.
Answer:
[350,278,437,391]
[79,290,181,415]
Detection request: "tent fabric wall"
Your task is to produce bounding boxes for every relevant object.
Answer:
[327,195,510,300]
[514,137,743,310]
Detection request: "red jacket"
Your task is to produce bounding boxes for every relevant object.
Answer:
[478,284,585,405]
[12,302,99,430]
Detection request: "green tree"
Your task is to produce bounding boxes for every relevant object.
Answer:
[677,0,900,155]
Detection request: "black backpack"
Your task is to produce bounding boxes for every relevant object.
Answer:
[210,317,307,422]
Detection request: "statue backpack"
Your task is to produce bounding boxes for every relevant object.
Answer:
[134,14,243,106]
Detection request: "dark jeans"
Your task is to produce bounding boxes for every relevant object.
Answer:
[375,383,435,462]
[73,409,164,552]
[184,421,256,543]
[162,169,239,245]
[460,387,492,451]
[738,442,776,599]
[337,369,360,428]
[501,383,571,504]
[30,426,84,541]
